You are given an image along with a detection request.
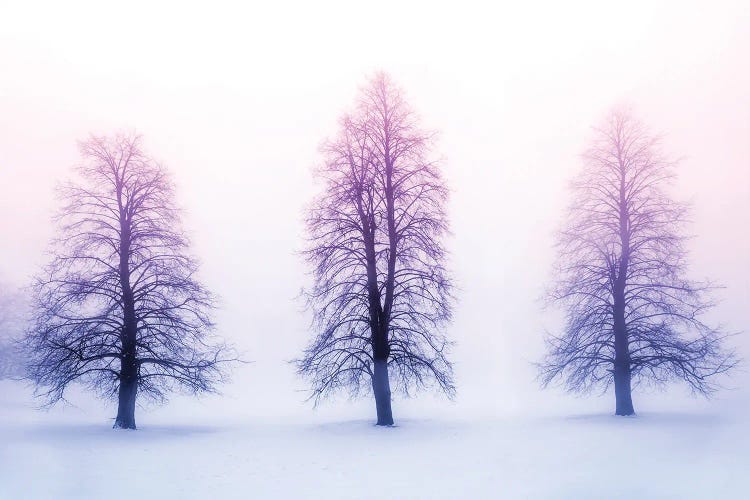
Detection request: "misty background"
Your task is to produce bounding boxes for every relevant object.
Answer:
[1,0,748,421]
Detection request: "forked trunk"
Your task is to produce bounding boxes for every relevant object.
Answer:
[372,359,393,426]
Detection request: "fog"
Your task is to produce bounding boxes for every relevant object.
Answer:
[1,0,748,421]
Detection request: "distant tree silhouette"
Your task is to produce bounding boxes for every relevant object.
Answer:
[298,73,454,425]
[23,134,234,429]
[540,109,736,415]
[0,284,25,379]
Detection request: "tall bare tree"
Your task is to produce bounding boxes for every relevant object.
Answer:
[298,73,454,425]
[23,134,233,429]
[540,109,737,415]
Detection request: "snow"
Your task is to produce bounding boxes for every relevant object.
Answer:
[1,381,747,499]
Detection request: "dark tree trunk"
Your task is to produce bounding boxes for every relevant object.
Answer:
[114,205,139,429]
[612,292,634,416]
[613,361,634,416]
[372,358,393,426]
[114,291,139,429]
[612,165,635,416]
[371,316,394,426]
[114,361,137,429]
[372,110,396,428]
[361,207,394,426]
[613,277,635,416]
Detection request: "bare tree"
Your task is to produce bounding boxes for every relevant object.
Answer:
[540,109,737,415]
[297,73,454,425]
[23,134,234,429]
[0,283,25,379]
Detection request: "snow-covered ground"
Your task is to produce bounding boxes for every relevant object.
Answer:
[1,381,747,499]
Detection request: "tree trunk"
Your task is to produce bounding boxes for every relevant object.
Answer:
[614,361,635,416]
[612,297,635,416]
[372,358,393,426]
[612,305,635,416]
[612,166,634,416]
[113,356,137,429]
[613,273,635,415]
[115,202,139,429]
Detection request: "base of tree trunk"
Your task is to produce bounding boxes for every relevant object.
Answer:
[372,359,394,426]
[614,365,635,416]
[113,378,138,430]
[112,419,137,430]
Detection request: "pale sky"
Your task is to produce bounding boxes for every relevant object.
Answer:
[1,0,748,418]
